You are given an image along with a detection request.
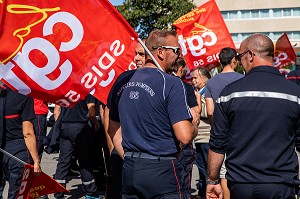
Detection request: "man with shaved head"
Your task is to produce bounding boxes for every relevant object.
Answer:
[206,33,300,199]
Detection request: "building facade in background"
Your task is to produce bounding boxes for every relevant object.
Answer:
[194,0,300,55]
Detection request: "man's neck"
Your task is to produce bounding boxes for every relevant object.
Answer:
[221,65,235,73]
[144,60,166,72]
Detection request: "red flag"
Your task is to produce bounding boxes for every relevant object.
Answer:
[17,164,68,199]
[0,0,138,107]
[173,0,235,72]
[274,33,297,68]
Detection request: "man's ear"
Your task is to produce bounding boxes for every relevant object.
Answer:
[249,50,255,62]
[231,58,237,68]
[157,48,164,60]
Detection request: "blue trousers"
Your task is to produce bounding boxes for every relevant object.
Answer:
[122,154,187,199]
[228,181,295,199]
[106,148,123,199]
[178,144,194,197]
[195,143,209,196]
[54,123,97,198]
[3,139,31,199]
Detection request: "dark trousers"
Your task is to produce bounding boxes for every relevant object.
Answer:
[33,114,47,159]
[178,144,194,197]
[122,154,186,199]
[89,122,110,191]
[228,181,295,199]
[54,123,97,198]
[195,143,209,196]
[3,139,30,199]
[106,148,123,199]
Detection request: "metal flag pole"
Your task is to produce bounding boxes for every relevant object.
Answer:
[137,38,163,71]
[0,147,26,165]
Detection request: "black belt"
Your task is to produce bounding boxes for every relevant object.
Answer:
[124,152,177,160]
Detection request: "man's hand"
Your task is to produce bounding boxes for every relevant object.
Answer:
[33,161,42,175]
[206,184,223,199]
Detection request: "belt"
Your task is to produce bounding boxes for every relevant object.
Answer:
[124,152,177,160]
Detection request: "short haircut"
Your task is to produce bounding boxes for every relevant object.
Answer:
[145,29,177,54]
[244,33,274,59]
[171,57,186,73]
[219,47,237,67]
[194,67,211,79]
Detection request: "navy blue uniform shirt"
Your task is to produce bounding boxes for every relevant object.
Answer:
[183,81,198,108]
[210,66,300,184]
[110,67,192,156]
[5,87,35,141]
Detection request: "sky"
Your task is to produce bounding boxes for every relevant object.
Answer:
[109,0,124,6]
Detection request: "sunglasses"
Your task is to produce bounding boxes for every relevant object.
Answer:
[235,50,250,62]
[152,46,181,56]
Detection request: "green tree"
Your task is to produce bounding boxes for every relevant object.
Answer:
[117,0,196,38]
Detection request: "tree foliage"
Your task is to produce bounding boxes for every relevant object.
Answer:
[117,0,196,38]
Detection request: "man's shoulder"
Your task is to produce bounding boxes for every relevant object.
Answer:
[118,69,136,80]
[287,69,300,76]
[7,87,31,101]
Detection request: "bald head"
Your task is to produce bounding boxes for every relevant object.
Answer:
[243,33,274,61]
[239,33,274,73]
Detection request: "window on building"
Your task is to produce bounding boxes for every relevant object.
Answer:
[283,8,292,16]
[221,12,228,19]
[272,9,282,17]
[231,33,239,42]
[241,10,250,19]
[251,10,259,18]
[293,32,300,40]
[293,8,300,16]
[260,9,269,18]
[228,11,238,19]
[232,32,300,42]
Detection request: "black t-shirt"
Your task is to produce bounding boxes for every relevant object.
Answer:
[5,87,35,141]
[61,94,96,123]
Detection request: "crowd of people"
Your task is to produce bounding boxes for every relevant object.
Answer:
[0,29,299,199]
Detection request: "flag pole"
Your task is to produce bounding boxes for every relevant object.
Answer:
[137,38,163,71]
[0,148,26,165]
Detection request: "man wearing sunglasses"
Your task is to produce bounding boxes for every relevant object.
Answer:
[207,33,300,199]
[109,29,197,199]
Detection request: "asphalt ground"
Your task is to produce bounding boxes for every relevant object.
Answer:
[2,127,200,198]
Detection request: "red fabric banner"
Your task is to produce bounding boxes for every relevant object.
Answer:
[274,32,297,68]
[17,164,68,199]
[0,0,138,107]
[173,0,235,72]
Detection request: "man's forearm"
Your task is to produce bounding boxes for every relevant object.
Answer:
[104,107,114,154]
[108,120,124,158]
[207,149,225,181]
[23,121,40,164]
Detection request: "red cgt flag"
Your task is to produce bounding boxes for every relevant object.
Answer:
[274,32,297,68]
[0,0,138,107]
[17,164,68,199]
[173,0,235,72]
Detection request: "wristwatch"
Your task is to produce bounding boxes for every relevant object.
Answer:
[206,179,220,185]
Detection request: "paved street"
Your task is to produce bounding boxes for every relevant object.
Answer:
[2,127,200,198]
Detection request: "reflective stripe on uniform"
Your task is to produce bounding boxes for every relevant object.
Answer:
[217,91,300,104]
[82,179,95,185]
[5,114,20,119]
[56,179,66,184]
